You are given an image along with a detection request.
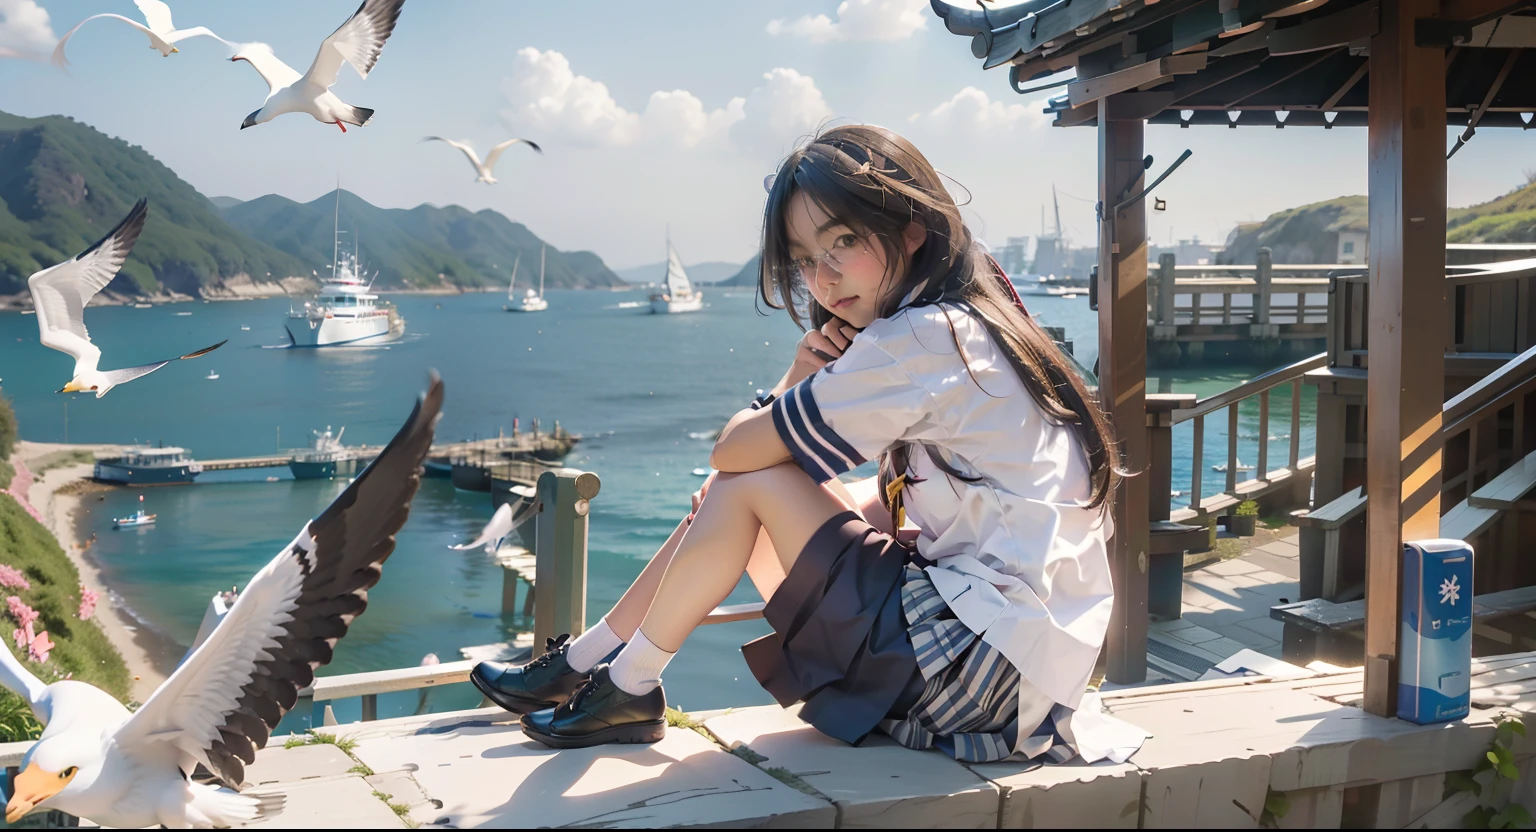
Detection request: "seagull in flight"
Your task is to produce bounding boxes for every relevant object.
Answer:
[421,136,543,184]
[450,497,536,553]
[52,1,229,68]
[231,0,407,132]
[28,199,225,398]
[1,375,443,829]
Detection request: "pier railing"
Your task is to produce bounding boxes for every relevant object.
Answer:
[1162,352,1325,521]
[1151,250,1346,329]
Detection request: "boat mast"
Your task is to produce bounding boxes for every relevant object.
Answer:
[507,252,521,299]
[1052,184,1065,248]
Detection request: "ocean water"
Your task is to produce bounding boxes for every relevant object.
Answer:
[0,289,1312,725]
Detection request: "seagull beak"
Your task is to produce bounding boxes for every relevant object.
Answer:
[6,763,73,823]
[241,111,259,130]
[171,46,180,54]
[58,381,82,394]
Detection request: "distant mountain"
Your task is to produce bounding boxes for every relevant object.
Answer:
[221,190,624,290]
[207,196,245,209]
[0,111,304,296]
[718,256,760,287]
[614,260,744,285]
[1220,196,1366,264]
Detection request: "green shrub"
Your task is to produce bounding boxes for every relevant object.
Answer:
[0,393,15,462]
[1235,500,1260,517]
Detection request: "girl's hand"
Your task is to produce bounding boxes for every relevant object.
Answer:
[787,319,861,386]
[687,470,718,524]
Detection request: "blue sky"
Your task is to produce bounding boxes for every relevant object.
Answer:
[3,0,1535,270]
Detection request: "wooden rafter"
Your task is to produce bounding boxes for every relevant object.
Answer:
[1448,48,1522,157]
[1222,48,1342,107]
[1322,61,1370,110]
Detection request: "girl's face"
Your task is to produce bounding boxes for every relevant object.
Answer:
[783,190,924,329]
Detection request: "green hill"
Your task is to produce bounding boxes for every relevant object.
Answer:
[1448,177,1536,243]
[0,111,305,296]
[1220,196,1367,264]
[221,190,623,290]
[719,256,761,288]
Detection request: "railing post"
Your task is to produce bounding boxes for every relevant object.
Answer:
[1254,247,1273,325]
[533,468,601,648]
[1156,253,1176,326]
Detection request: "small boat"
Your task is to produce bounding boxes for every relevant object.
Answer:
[19,310,34,315]
[649,237,703,314]
[132,303,153,309]
[692,467,711,477]
[113,496,156,529]
[240,326,251,331]
[206,371,220,380]
[504,250,549,313]
[289,426,361,480]
[1211,459,1256,473]
[174,311,192,316]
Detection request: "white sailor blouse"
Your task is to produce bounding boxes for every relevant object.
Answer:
[771,302,1115,732]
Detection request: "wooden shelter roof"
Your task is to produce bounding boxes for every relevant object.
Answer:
[932,0,1536,129]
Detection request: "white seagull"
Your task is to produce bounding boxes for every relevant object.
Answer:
[52,0,229,68]
[421,136,543,184]
[449,497,536,553]
[28,199,225,398]
[2,375,444,829]
[231,0,406,132]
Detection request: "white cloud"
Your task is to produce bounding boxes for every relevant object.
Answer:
[767,0,928,43]
[914,87,1054,132]
[0,0,55,55]
[500,48,744,149]
[730,68,835,154]
[501,50,832,155]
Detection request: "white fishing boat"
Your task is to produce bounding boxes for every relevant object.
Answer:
[1211,459,1256,473]
[505,248,548,313]
[649,239,703,314]
[205,371,219,380]
[113,496,156,529]
[283,189,404,347]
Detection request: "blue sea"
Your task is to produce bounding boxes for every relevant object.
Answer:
[0,289,1313,725]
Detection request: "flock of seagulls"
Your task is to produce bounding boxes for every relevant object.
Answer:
[38,0,545,178]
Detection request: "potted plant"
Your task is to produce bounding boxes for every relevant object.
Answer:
[1230,500,1259,537]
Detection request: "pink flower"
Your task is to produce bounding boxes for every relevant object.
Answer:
[27,631,53,663]
[0,566,30,591]
[77,586,98,621]
[11,623,33,651]
[6,597,38,631]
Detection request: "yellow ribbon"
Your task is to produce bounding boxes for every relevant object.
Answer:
[885,473,911,531]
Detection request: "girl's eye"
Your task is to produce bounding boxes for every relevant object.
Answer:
[832,234,858,251]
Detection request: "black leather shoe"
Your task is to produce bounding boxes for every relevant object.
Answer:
[520,664,666,748]
[471,634,588,715]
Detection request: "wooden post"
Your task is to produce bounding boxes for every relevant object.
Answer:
[1097,96,1151,684]
[1157,253,1176,326]
[1362,0,1448,718]
[1255,247,1273,325]
[533,469,601,648]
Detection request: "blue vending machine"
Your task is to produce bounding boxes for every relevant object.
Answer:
[1398,539,1474,724]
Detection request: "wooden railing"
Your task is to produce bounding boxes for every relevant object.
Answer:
[1150,249,1346,329]
[1165,352,1326,518]
[1442,342,1536,506]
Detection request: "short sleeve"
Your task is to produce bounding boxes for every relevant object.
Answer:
[771,334,941,484]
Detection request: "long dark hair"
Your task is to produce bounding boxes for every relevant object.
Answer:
[758,124,1121,511]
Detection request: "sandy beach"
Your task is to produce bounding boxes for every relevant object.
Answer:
[11,441,172,703]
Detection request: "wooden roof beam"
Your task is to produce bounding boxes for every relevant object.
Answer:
[1447,47,1521,157]
[1441,0,1536,25]
[1222,48,1342,106]
[1267,0,1381,56]
[1068,53,1208,108]
[1322,60,1370,110]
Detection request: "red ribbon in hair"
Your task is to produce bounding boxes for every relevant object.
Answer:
[984,253,1032,318]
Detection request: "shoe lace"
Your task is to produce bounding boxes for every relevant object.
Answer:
[528,634,571,670]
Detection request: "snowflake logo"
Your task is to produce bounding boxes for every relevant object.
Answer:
[1439,575,1462,606]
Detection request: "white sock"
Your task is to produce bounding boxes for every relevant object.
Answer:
[607,630,674,696]
[565,618,624,674]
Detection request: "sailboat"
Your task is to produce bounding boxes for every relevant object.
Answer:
[649,238,703,314]
[507,246,548,313]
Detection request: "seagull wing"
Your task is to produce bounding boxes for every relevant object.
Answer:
[166,27,232,48]
[448,503,522,555]
[303,0,406,88]
[133,0,175,34]
[28,199,147,377]
[0,643,51,725]
[482,138,543,173]
[421,136,484,173]
[115,374,442,786]
[232,44,302,94]
[52,14,155,68]
[96,339,227,388]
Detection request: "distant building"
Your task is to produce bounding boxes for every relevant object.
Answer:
[1337,230,1367,264]
[995,236,1032,275]
[1151,237,1223,267]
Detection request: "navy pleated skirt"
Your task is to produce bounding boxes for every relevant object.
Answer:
[740,511,924,745]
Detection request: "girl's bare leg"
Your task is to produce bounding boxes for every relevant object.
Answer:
[637,463,856,652]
